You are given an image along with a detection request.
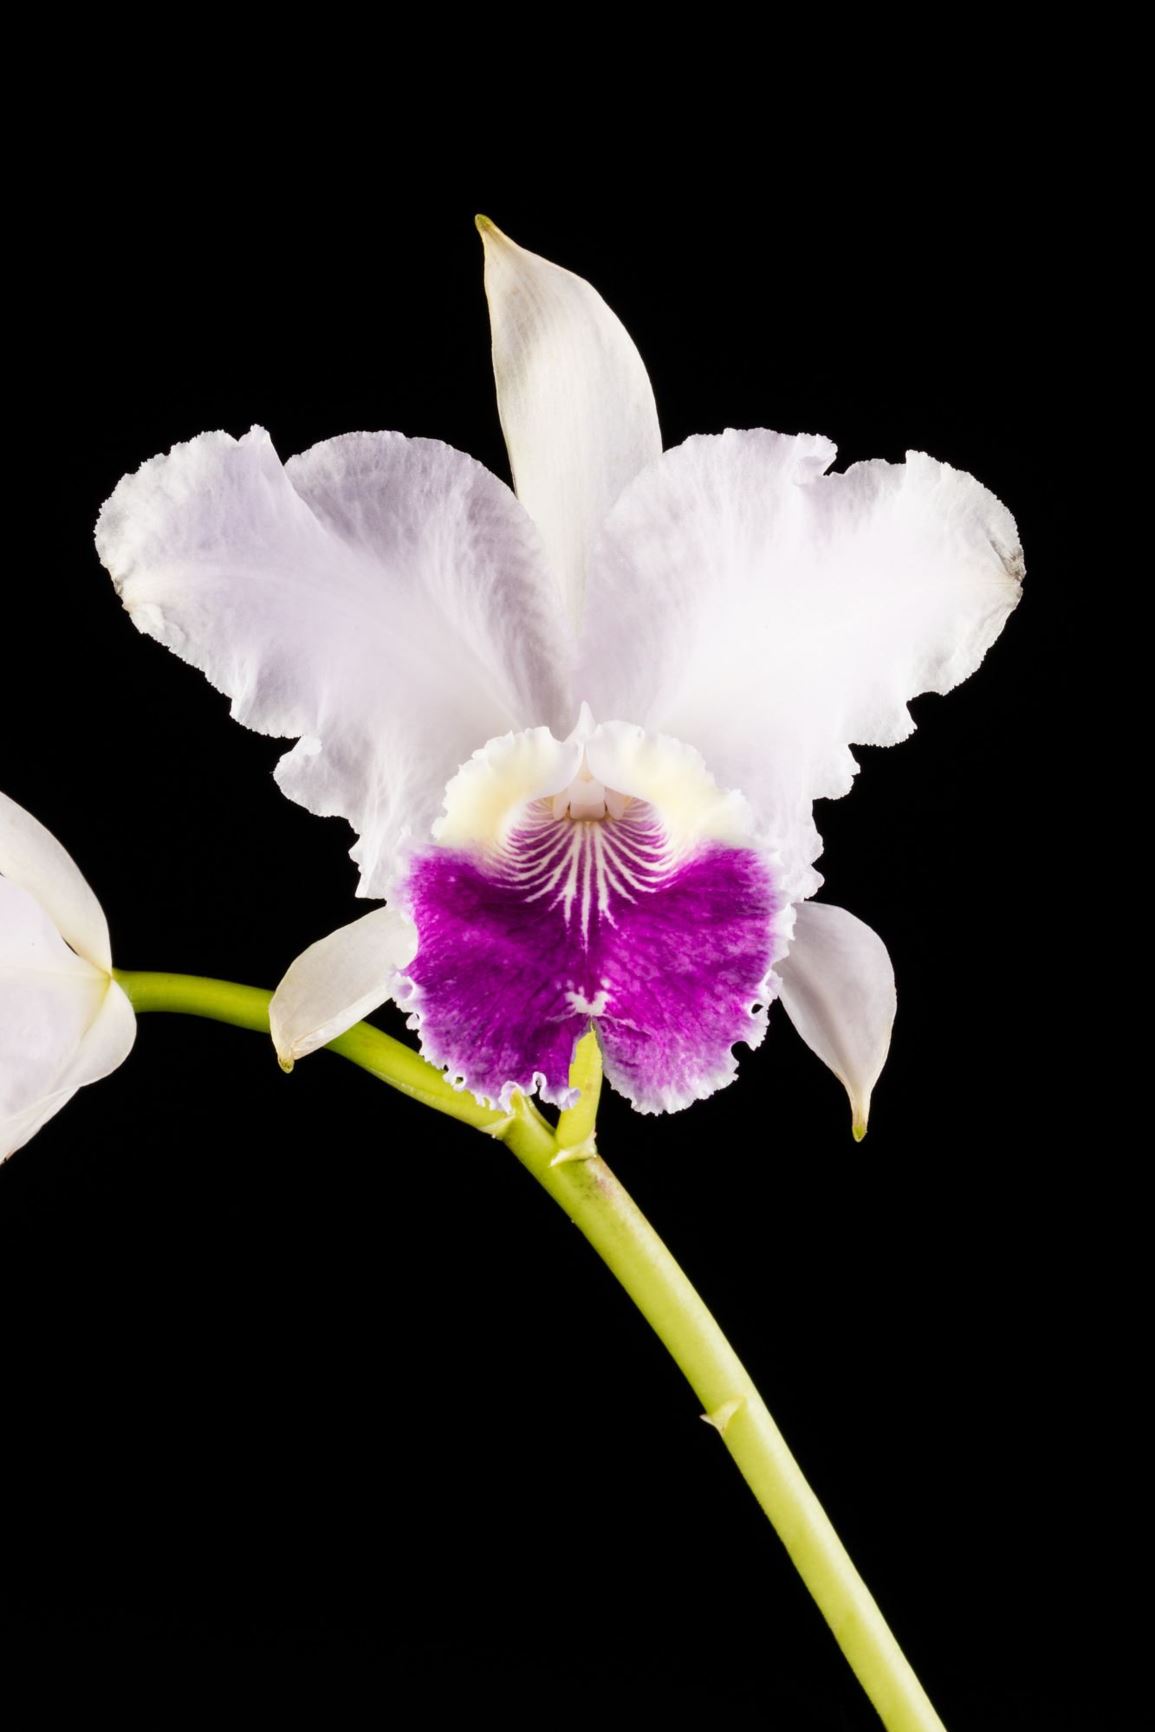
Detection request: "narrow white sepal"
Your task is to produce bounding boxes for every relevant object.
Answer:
[270,906,419,1067]
[777,901,896,1139]
[478,216,662,634]
[0,789,113,970]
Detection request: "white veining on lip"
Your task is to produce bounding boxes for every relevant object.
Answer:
[496,800,677,942]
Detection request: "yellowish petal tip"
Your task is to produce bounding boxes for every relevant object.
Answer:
[277,1053,295,1076]
[852,1116,868,1143]
[475,214,514,251]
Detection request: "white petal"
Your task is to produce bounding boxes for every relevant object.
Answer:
[1,878,106,1112]
[478,217,662,634]
[579,430,1022,895]
[270,905,419,1066]
[0,790,112,969]
[66,974,136,1099]
[96,428,572,894]
[776,901,896,1139]
[2,1088,82,1161]
[1,878,135,1161]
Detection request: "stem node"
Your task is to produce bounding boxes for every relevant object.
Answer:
[701,1397,745,1436]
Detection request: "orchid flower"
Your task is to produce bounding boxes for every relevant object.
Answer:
[1,791,135,1161]
[94,219,1021,1132]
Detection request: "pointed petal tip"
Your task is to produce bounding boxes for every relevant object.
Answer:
[474,213,502,241]
[277,1051,295,1075]
[852,1114,869,1143]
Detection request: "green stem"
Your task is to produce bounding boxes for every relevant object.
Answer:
[113,969,527,1136]
[115,969,943,1732]
[505,1105,945,1732]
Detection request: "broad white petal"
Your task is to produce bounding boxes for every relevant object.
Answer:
[0,790,112,969]
[270,905,419,1066]
[1,879,135,1161]
[96,428,572,894]
[479,218,662,634]
[776,901,896,1139]
[579,430,1022,895]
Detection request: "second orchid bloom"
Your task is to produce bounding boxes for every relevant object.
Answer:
[1,792,135,1161]
[95,219,1022,1129]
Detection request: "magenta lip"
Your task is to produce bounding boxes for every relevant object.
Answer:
[401,805,778,1113]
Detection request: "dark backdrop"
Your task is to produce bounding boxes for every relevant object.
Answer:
[2,155,1138,1728]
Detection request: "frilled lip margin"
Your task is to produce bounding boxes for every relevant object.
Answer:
[392,798,792,1116]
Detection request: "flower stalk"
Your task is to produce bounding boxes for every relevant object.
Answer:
[114,969,516,1134]
[115,968,944,1732]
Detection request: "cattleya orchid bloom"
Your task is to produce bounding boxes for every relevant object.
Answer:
[1,791,135,1160]
[95,220,1021,1130]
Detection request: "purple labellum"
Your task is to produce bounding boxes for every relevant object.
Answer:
[401,801,778,1113]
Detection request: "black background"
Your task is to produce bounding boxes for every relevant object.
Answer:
[2,132,1140,1728]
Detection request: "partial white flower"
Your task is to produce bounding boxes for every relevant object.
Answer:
[95,219,1022,1130]
[1,792,135,1161]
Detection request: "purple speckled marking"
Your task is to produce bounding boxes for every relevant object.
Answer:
[401,802,778,1112]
